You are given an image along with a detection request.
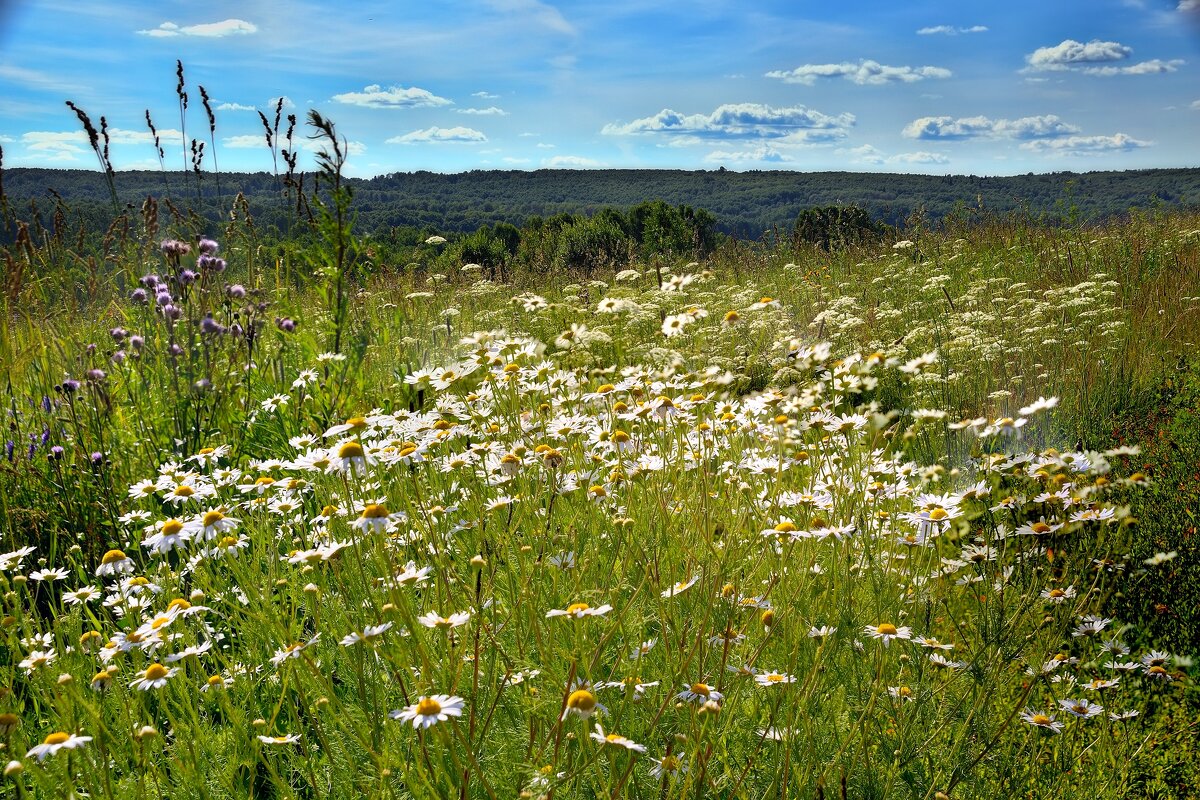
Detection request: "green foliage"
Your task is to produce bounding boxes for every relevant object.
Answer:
[793,204,881,249]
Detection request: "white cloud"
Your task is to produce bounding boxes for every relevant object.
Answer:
[472,91,500,99]
[917,25,987,35]
[536,142,556,149]
[0,65,82,93]
[137,19,257,38]
[224,134,365,155]
[1180,0,1199,10]
[215,102,256,112]
[1023,39,1182,75]
[1020,133,1151,155]
[541,155,605,168]
[1081,59,1184,76]
[703,145,794,164]
[268,96,296,110]
[457,106,508,116]
[903,115,1081,140]
[1026,39,1132,70]
[836,144,886,165]
[765,60,951,85]
[602,103,854,141]
[19,127,184,162]
[887,151,950,165]
[1191,100,1200,110]
[332,85,451,109]
[0,135,14,144]
[386,126,487,144]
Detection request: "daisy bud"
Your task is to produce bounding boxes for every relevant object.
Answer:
[471,555,486,570]
[190,590,206,602]
[56,674,73,685]
[252,718,267,728]
[0,714,18,734]
[316,697,330,709]
[136,726,158,740]
[0,617,14,628]
[4,761,22,777]
[699,700,721,715]
[761,609,775,629]
[304,584,320,596]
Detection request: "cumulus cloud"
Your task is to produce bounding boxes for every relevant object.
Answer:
[903,115,1081,140]
[887,151,950,165]
[602,103,854,142]
[137,19,257,38]
[225,135,365,155]
[20,128,184,162]
[215,102,256,112]
[386,127,487,144]
[457,107,508,116]
[1081,59,1184,76]
[765,60,951,85]
[541,155,605,168]
[472,91,500,99]
[332,85,452,109]
[1020,133,1152,155]
[917,25,988,35]
[1027,39,1132,69]
[1180,0,1199,10]
[1024,39,1182,75]
[1192,100,1200,110]
[703,145,794,164]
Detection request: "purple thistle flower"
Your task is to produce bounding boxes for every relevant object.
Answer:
[61,379,80,394]
[49,445,64,460]
[179,269,198,285]
[131,288,148,304]
[156,291,173,307]
[200,315,223,335]
[90,451,104,465]
[276,317,296,333]
[111,350,126,365]
[163,304,184,322]
[227,284,246,299]
[168,343,184,357]
[110,327,127,342]
[130,335,144,350]
[86,368,105,382]
[140,273,160,288]
[197,238,219,255]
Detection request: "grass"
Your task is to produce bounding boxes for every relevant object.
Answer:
[1,135,1199,798]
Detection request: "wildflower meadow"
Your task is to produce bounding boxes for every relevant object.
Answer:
[1,96,1199,799]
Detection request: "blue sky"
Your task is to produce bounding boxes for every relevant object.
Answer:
[0,0,1198,176]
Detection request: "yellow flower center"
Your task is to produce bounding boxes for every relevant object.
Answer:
[1031,714,1051,725]
[362,504,390,519]
[1031,522,1051,534]
[144,663,170,681]
[415,698,442,716]
[767,674,785,682]
[566,603,590,615]
[660,755,680,771]
[173,485,195,497]
[928,507,948,521]
[207,675,225,687]
[44,732,71,745]
[101,549,127,565]
[877,623,898,636]
[338,442,365,459]
[566,689,596,712]
[198,447,215,455]
[897,686,912,697]
[690,683,711,696]
[168,598,191,611]
[202,510,225,527]
[773,521,797,533]
[161,519,184,536]
[255,476,275,486]
[218,536,239,548]
[1048,589,1065,598]
[346,417,367,430]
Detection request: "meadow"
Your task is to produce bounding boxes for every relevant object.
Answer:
[1,113,1199,799]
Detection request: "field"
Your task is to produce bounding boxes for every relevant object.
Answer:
[2,143,1200,799]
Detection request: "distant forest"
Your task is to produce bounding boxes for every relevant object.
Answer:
[3,166,1199,240]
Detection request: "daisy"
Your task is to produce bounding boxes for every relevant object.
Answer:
[18,650,56,674]
[418,610,471,630]
[143,518,192,554]
[96,549,135,577]
[257,734,302,745]
[590,723,646,753]
[392,562,432,587]
[340,622,394,647]
[888,686,916,702]
[63,585,102,605]
[660,576,698,598]
[1040,586,1077,604]
[351,503,396,534]
[270,635,320,667]
[1020,710,1065,734]
[755,671,796,687]
[202,674,234,692]
[389,695,464,729]
[29,567,69,582]
[1059,698,1104,719]
[650,754,688,778]
[864,623,912,647]
[129,663,176,691]
[561,688,606,720]
[189,509,239,541]
[676,682,723,704]
[545,602,613,619]
[26,732,92,761]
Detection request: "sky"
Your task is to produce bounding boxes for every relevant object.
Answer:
[0,0,1198,177]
